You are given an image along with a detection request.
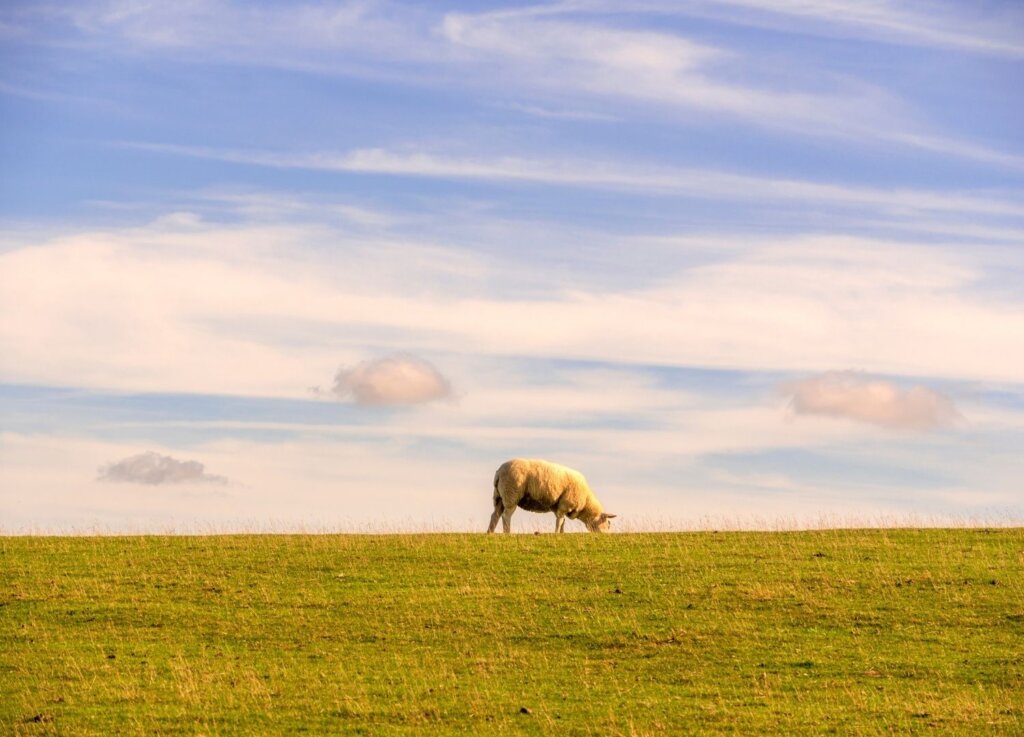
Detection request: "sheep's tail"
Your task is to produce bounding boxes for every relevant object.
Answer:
[492,467,507,512]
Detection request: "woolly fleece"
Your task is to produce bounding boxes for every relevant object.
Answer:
[489,458,614,533]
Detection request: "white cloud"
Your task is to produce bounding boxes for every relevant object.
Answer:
[97,451,228,485]
[328,354,453,406]
[2,219,1024,397]
[782,371,960,430]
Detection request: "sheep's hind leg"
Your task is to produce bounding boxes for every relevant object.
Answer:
[487,498,503,533]
[501,505,515,533]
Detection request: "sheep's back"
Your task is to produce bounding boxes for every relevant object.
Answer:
[504,458,590,507]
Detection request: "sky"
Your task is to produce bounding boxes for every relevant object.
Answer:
[1,0,1023,532]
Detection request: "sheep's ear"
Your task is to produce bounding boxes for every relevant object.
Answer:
[604,513,617,520]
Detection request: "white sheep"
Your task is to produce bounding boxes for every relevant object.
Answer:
[488,458,617,533]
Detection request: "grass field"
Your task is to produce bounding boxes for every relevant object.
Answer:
[2,529,1022,735]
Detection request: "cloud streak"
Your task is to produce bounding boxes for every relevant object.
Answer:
[125,143,1024,217]
[639,0,1024,59]
[97,451,228,485]
[782,371,961,430]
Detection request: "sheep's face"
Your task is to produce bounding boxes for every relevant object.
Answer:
[588,512,617,533]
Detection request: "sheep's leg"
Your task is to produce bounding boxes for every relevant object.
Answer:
[501,505,515,533]
[555,511,566,533]
[487,498,503,533]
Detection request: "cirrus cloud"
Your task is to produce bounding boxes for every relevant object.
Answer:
[97,451,228,485]
[328,354,453,406]
[782,371,961,430]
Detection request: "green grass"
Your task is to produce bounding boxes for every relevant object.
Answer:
[2,529,1023,735]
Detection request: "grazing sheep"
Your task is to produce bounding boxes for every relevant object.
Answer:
[488,458,616,533]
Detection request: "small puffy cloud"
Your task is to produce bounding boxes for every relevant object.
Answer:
[98,452,228,485]
[328,354,453,406]
[782,371,960,430]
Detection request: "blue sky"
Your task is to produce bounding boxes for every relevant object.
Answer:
[1,0,1022,531]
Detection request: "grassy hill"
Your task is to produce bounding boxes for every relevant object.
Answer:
[2,529,1022,735]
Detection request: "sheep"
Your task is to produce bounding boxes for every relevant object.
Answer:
[487,458,617,533]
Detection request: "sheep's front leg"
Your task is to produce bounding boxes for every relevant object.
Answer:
[555,511,566,533]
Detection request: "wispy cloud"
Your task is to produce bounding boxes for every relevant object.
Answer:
[436,5,1024,167]
[8,2,1021,168]
[54,0,423,58]
[636,0,1024,59]
[494,101,618,121]
[125,142,1024,217]
[441,8,880,133]
[325,354,453,406]
[782,371,961,430]
[97,451,228,485]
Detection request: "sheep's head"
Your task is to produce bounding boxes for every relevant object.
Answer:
[588,512,617,533]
